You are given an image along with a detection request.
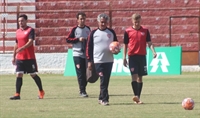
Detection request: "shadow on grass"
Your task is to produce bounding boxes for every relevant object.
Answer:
[111,102,135,105]
[109,94,133,97]
[111,102,183,106]
[110,93,172,97]
[42,95,98,100]
[146,102,181,104]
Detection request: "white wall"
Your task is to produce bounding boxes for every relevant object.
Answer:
[0,53,67,74]
[0,53,200,75]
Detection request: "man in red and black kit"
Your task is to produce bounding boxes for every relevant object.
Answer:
[10,14,45,100]
[123,13,157,104]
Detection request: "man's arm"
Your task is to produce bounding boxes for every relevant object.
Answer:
[16,39,33,53]
[86,30,95,62]
[123,31,129,67]
[146,29,157,58]
[86,30,95,70]
[66,27,80,43]
[147,41,157,58]
[12,43,18,65]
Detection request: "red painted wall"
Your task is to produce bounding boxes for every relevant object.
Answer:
[1,0,199,57]
[34,0,200,53]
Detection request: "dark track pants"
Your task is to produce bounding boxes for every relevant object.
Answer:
[95,62,113,102]
[73,57,87,93]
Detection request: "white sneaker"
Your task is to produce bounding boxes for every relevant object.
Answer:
[98,100,109,106]
[79,92,88,97]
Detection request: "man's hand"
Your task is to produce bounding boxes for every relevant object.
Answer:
[123,59,128,67]
[88,62,92,70]
[153,53,157,58]
[12,58,16,65]
[16,47,24,53]
[79,37,86,42]
[111,48,120,55]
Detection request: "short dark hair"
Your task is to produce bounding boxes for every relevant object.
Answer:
[76,12,86,19]
[18,14,28,20]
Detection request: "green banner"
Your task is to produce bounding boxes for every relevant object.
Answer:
[64,46,182,76]
[63,49,130,76]
[111,52,130,76]
[147,46,182,75]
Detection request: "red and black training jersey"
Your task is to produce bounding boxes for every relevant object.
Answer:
[16,26,35,60]
[123,26,151,56]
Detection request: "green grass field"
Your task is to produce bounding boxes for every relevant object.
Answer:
[0,73,199,118]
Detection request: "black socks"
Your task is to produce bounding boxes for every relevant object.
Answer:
[131,81,138,96]
[32,75,43,91]
[138,82,143,98]
[131,81,143,98]
[16,77,22,94]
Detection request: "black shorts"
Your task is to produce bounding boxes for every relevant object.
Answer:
[128,55,147,76]
[15,59,38,74]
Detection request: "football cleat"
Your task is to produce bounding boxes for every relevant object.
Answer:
[10,95,20,100]
[38,90,45,99]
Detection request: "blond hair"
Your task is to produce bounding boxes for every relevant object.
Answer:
[131,13,141,20]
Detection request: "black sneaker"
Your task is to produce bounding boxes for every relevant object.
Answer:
[10,96,20,100]
[80,92,88,97]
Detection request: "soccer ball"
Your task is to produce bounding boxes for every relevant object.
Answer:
[182,98,194,110]
[109,41,120,54]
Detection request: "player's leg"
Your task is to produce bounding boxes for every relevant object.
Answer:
[30,73,45,99]
[101,62,112,105]
[26,59,45,99]
[131,75,141,103]
[10,60,24,100]
[136,76,143,104]
[79,58,88,97]
[96,63,113,106]
[137,76,143,99]
[94,63,103,103]
[73,57,88,97]
[129,55,140,103]
[131,74,139,96]
[136,55,147,104]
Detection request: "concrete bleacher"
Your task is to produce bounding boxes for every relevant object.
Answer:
[0,0,200,53]
[0,0,36,53]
